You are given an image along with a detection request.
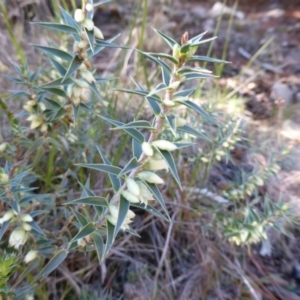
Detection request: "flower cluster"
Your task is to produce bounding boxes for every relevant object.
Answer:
[106,204,135,231]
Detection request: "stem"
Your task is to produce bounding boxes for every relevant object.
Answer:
[95,56,184,228]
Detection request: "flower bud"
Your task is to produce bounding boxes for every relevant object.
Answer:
[0,210,15,224]
[0,143,7,153]
[142,142,153,157]
[84,19,94,31]
[0,173,9,184]
[9,228,28,249]
[175,117,187,127]
[94,26,104,39]
[74,9,85,23]
[144,158,169,172]
[121,190,140,203]
[169,81,180,90]
[27,115,43,129]
[162,99,175,107]
[24,250,38,263]
[137,171,164,185]
[22,223,32,231]
[81,70,95,83]
[125,178,140,197]
[74,79,90,88]
[152,140,177,151]
[78,40,88,49]
[186,45,198,59]
[21,214,33,223]
[172,44,180,61]
[152,151,163,161]
[85,3,94,11]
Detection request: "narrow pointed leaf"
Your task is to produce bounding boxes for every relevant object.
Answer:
[77,163,122,176]
[40,77,74,87]
[152,28,178,49]
[188,55,228,64]
[96,146,121,191]
[99,116,144,143]
[114,120,153,130]
[118,157,140,177]
[182,72,217,81]
[60,7,81,41]
[0,221,9,241]
[33,45,73,62]
[132,139,142,159]
[88,81,102,100]
[71,223,96,242]
[66,196,109,207]
[189,31,207,43]
[41,87,67,98]
[176,100,217,125]
[48,57,66,76]
[174,88,196,98]
[32,22,79,34]
[144,183,170,220]
[63,55,83,82]
[24,137,45,157]
[115,88,148,97]
[161,66,171,86]
[173,142,195,149]
[92,232,104,262]
[71,208,89,226]
[146,96,161,115]
[114,196,130,239]
[85,27,95,53]
[177,125,211,141]
[156,149,181,189]
[146,52,178,64]
[165,114,176,137]
[104,219,115,257]
[130,202,169,221]
[36,250,68,280]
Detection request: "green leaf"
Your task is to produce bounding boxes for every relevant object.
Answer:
[71,223,96,243]
[85,27,94,52]
[156,149,181,189]
[176,100,217,125]
[177,125,211,141]
[177,67,212,75]
[40,77,74,88]
[161,65,171,86]
[188,31,207,44]
[0,221,9,241]
[152,28,178,49]
[60,7,80,33]
[33,45,73,62]
[115,88,148,97]
[132,139,142,159]
[165,114,176,137]
[41,87,67,98]
[88,81,102,100]
[113,196,130,239]
[144,183,170,220]
[145,52,178,64]
[182,72,216,81]
[191,36,217,46]
[91,232,104,262]
[137,50,172,75]
[99,116,144,144]
[48,57,67,76]
[173,88,195,98]
[118,157,140,177]
[104,219,115,257]
[36,250,68,280]
[114,120,154,130]
[130,202,169,221]
[146,96,161,115]
[173,142,195,149]
[19,193,52,205]
[71,208,89,226]
[96,146,121,191]
[32,22,79,35]
[94,0,111,7]
[78,163,122,176]
[66,196,109,207]
[63,54,84,82]
[188,55,228,64]
[28,221,45,236]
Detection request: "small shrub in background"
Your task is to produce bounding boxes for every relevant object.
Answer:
[0,0,294,298]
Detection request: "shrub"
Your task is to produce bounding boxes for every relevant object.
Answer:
[0,0,293,298]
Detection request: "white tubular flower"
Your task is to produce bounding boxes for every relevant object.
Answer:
[169,81,180,90]
[26,115,43,129]
[152,151,163,161]
[85,3,94,11]
[162,99,175,107]
[74,9,85,23]
[152,140,177,151]
[0,173,9,184]
[137,181,154,205]
[141,142,153,157]
[0,142,7,152]
[21,214,33,223]
[83,19,94,31]
[23,100,36,113]
[9,228,28,249]
[80,70,95,83]
[175,117,187,127]
[126,178,140,197]
[0,210,15,224]
[22,223,32,231]
[94,26,104,39]
[121,190,140,203]
[144,158,169,172]
[24,250,38,263]
[137,171,164,184]
[107,204,136,230]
